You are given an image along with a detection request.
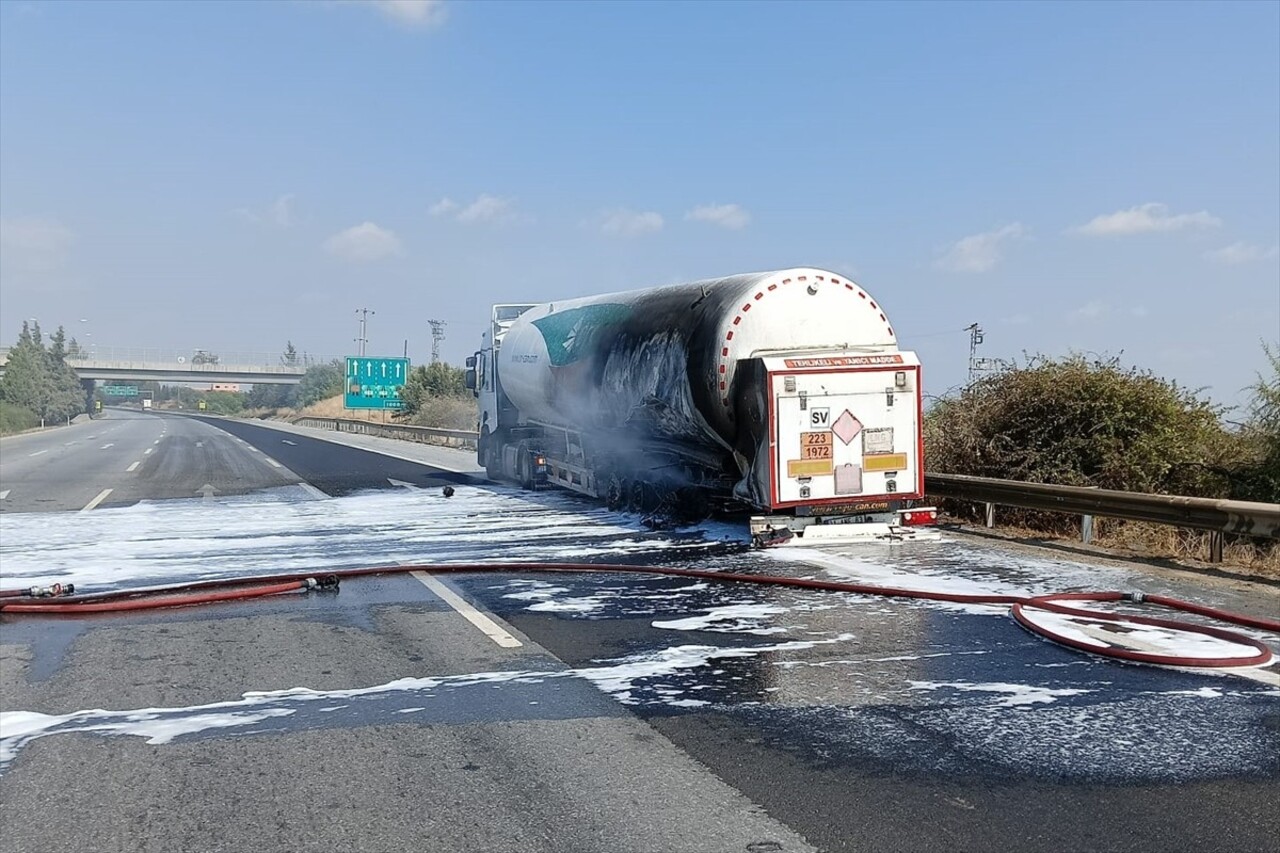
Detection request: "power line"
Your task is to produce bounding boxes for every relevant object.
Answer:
[355,308,375,356]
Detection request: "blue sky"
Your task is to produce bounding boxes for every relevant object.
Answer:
[1,0,1277,409]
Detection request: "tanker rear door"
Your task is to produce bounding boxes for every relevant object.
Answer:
[766,353,924,509]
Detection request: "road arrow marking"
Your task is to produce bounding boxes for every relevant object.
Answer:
[387,478,418,490]
[197,484,219,501]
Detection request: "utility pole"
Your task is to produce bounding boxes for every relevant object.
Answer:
[966,323,984,385]
[355,308,375,356]
[428,319,446,364]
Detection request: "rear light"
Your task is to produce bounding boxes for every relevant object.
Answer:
[900,509,937,526]
[535,455,546,466]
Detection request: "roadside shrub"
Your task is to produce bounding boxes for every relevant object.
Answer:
[0,401,39,435]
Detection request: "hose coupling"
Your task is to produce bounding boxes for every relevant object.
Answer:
[1124,591,1146,603]
[26,583,74,598]
[301,575,340,592]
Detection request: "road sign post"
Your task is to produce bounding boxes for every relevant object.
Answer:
[344,356,409,411]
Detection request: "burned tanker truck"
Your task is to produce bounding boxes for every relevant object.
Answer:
[464,268,937,545]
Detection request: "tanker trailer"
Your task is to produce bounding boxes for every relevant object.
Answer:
[463,267,938,545]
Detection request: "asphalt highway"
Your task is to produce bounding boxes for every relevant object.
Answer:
[1,414,1277,853]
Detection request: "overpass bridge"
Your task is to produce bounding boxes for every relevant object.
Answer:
[0,346,320,385]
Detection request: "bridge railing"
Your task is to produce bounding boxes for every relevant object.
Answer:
[58,345,324,370]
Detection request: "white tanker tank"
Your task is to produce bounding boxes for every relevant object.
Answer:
[467,267,937,545]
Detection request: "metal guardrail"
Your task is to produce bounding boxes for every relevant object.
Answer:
[292,417,478,450]
[926,472,1280,562]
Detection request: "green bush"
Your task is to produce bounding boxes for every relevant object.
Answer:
[923,353,1256,530]
[0,401,39,435]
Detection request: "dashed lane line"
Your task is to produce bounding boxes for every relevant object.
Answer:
[126,461,140,472]
[28,450,47,457]
[80,489,113,513]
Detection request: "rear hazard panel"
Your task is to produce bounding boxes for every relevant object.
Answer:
[767,355,924,509]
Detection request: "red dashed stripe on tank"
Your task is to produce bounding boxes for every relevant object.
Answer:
[718,273,895,408]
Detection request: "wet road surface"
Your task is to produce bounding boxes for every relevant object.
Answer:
[1,418,1277,852]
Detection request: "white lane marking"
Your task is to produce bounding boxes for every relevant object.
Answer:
[195,441,204,448]
[0,490,10,500]
[28,450,47,457]
[388,478,417,490]
[264,457,282,468]
[144,448,153,455]
[100,443,114,449]
[126,461,140,472]
[410,571,523,649]
[282,439,297,446]
[63,442,77,446]
[153,439,161,445]
[81,488,113,512]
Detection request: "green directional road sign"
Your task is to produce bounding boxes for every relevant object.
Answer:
[101,385,139,397]
[345,356,409,410]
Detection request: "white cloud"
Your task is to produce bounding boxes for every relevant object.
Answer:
[235,194,294,228]
[1070,202,1221,237]
[0,216,74,270]
[429,194,521,224]
[428,197,459,217]
[457,194,517,225]
[684,203,751,230]
[322,222,404,261]
[597,208,664,237]
[339,0,448,30]
[1202,241,1279,265]
[1068,300,1109,322]
[934,223,1025,273]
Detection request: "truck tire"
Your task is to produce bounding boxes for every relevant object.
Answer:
[605,475,626,511]
[517,441,535,490]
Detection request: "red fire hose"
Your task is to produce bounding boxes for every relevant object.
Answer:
[2,562,1277,670]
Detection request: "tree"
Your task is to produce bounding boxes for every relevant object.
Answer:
[400,362,468,414]
[281,341,299,367]
[0,321,84,424]
[295,359,345,408]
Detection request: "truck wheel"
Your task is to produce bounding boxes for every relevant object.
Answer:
[629,480,650,513]
[483,443,503,482]
[605,475,626,511]
[517,442,535,490]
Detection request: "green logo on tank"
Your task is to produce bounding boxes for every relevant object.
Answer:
[532,303,631,367]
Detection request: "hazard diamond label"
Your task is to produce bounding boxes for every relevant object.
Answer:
[832,410,862,445]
